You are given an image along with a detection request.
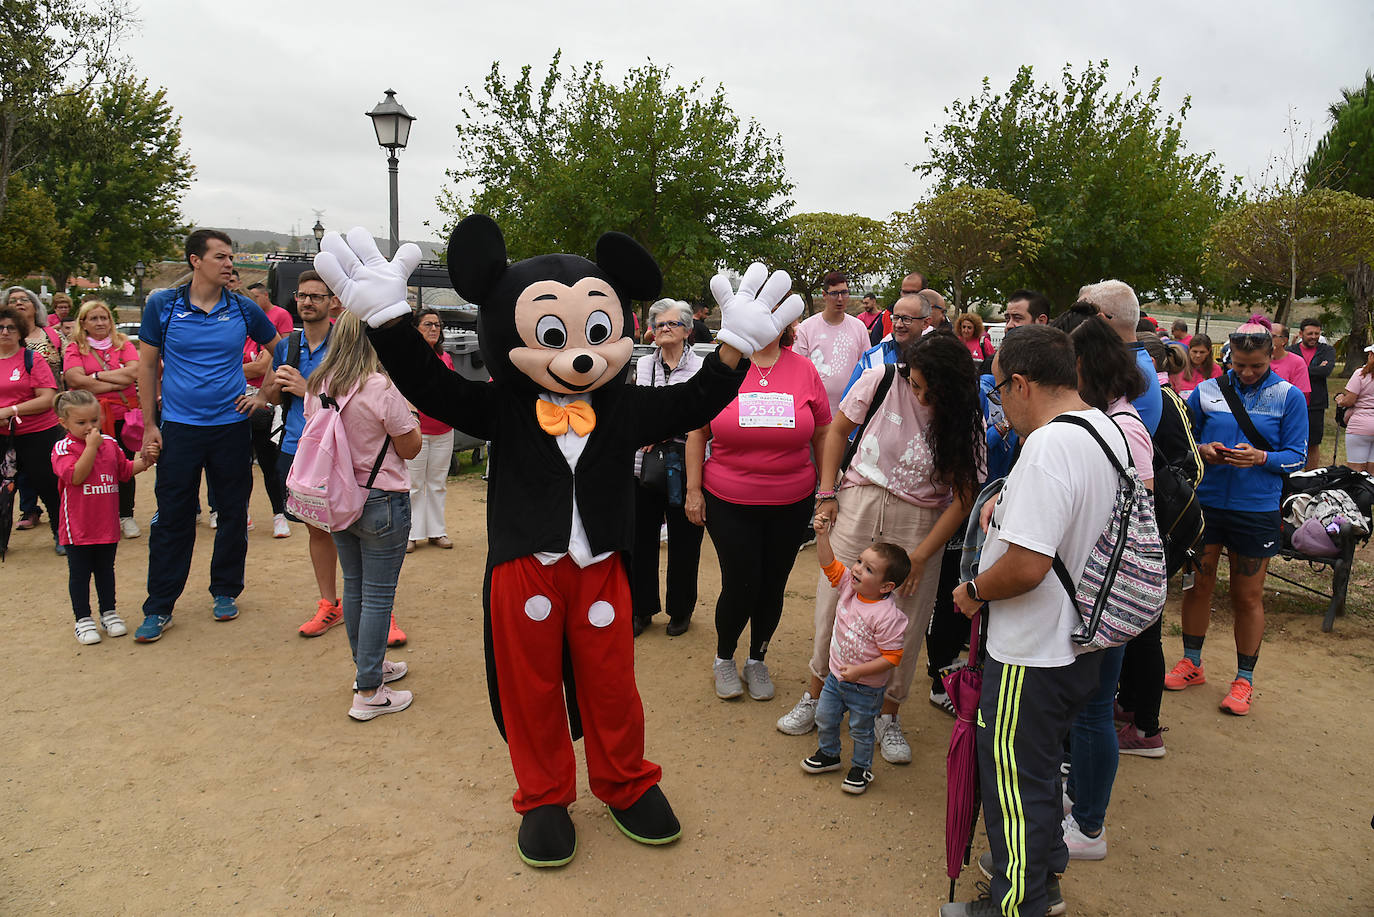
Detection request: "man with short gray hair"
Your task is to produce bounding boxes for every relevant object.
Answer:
[1078,279,1162,434]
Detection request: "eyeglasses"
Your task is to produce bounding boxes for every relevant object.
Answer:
[987,377,1012,405]
[418,321,442,329]
[294,292,331,304]
[653,320,686,331]
[824,289,850,297]
[1229,332,1272,351]
[0,325,17,334]
[891,313,927,325]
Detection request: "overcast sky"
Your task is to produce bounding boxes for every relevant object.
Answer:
[125,0,1372,249]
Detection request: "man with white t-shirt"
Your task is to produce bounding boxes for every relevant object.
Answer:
[942,325,1116,917]
[794,271,873,416]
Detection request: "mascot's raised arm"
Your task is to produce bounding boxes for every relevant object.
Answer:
[315,217,801,868]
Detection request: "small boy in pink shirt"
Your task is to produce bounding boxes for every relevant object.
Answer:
[800,513,910,794]
[50,391,150,645]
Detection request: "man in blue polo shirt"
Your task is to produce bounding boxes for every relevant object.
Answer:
[134,229,281,642]
[261,270,341,637]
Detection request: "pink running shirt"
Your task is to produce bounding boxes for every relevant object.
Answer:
[51,433,134,545]
[0,349,60,433]
[793,312,872,414]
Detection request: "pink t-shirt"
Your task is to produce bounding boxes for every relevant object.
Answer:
[417,352,455,435]
[1107,398,1154,483]
[1342,370,1374,437]
[304,373,418,493]
[1171,363,1221,396]
[823,564,909,688]
[64,341,139,420]
[266,305,294,336]
[703,349,830,506]
[837,366,984,507]
[0,349,60,433]
[1270,350,1311,395]
[51,433,135,545]
[793,312,872,414]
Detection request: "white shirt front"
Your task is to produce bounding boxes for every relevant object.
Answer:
[534,392,612,569]
[979,409,1124,667]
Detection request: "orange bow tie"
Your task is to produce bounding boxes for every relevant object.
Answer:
[536,399,596,437]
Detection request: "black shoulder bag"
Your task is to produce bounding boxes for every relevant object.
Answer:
[1217,377,1274,452]
[638,358,687,506]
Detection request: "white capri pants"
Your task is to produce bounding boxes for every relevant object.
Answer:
[407,430,454,540]
[809,483,944,707]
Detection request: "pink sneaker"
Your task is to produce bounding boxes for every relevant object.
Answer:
[1163,658,1206,691]
[352,659,408,690]
[348,683,412,721]
[1116,721,1167,758]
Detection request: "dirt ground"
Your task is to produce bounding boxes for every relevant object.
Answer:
[3,472,1373,916]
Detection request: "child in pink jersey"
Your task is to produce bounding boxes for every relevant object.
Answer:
[799,513,910,795]
[50,391,150,645]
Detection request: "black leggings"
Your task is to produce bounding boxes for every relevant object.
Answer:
[1116,616,1164,733]
[249,407,284,515]
[113,418,136,518]
[67,542,117,619]
[11,426,62,539]
[926,543,969,691]
[704,492,812,661]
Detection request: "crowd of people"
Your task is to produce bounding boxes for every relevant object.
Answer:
[4,229,1359,915]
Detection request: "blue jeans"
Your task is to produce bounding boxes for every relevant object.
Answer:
[1067,644,1126,835]
[144,420,252,616]
[331,490,410,691]
[815,672,886,770]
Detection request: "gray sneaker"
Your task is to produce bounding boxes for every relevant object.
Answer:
[776,692,819,734]
[713,658,743,699]
[875,713,912,764]
[741,659,775,700]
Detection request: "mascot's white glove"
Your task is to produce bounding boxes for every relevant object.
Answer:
[314,227,422,328]
[710,262,804,357]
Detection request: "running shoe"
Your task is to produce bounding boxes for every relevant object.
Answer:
[272,514,291,538]
[875,714,912,764]
[387,615,407,647]
[1062,814,1107,860]
[1219,678,1253,716]
[299,599,342,637]
[1116,721,1167,757]
[348,683,413,721]
[776,692,818,735]
[713,658,743,699]
[741,658,774,700]
[212,595,239,621]
[120,517,141,539]
[1163,658,1206,690]
[353,659,408,690]
[134,614,173,643]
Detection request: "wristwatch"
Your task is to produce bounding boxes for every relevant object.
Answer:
[964,580,981,603]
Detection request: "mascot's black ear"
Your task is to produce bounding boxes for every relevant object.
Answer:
[595,232,663,302]
[447,215,508,303]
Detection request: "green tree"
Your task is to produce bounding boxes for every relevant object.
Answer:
[769,212,889,313]
[1205,188,1374,328]
[1307,71,1374,369]
[0,0,131,225]
[890,186,1044,312]
[29,73,193,290]
[438,52,792,307]
[919,61,1229,309]
[0,176,65,279]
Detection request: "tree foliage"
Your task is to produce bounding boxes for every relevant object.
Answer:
[0,0,131,225]
[438,52,793,304]
[769,212,889,312]
[27,73,193,289]
[0,176,65,279]
[919,61,1229,309]
[890,186,1044,312]
[1205,188,1374,326]
[1307,71,1374,369]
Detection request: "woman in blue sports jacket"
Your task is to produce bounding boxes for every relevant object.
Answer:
[1168,322,1308,717]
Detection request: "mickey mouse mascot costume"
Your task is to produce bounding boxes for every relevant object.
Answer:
[315,218,802,868]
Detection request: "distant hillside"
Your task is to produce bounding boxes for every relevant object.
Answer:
[207,227,444,261]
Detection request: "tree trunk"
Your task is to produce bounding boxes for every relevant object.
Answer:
[1193,293,1207,334]
[1344,261,1373,374]
[52,269,70,293]
[951,275,964,314]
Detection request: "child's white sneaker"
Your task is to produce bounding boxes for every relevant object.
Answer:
[100,610,128,637]
[74,617,101,645]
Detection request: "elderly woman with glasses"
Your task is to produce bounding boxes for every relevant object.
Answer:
[630,298,707,637]
[405,308,457,554]
[0,305,65,553]
[1168,321,1308,718]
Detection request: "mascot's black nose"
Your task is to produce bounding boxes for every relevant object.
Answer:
[573,354,594,374]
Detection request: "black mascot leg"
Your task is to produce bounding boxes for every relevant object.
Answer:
[606,784,682,846]
[518,805,577,868]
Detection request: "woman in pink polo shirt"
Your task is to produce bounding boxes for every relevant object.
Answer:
[686,322,830,703]
[0,303,64,553]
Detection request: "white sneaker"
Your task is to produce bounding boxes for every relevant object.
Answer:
[776,692,819,735]
[875,713,912,764]
[741,658,775,700]
[353,659,408,690]
[713,657,743,699]
[246,513,254,532]
[74,617,101,645]
[120,516,141,539]
[272,513,291,538]
[100,610,128,637]
[1062,814,1107,860]
[209,511,218,529]
[659,522,668,543]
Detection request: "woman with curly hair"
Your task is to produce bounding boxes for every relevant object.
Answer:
[956,312,995,368]
[777,333,985,766]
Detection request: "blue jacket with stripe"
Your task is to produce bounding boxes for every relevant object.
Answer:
[1187,369,1308,512]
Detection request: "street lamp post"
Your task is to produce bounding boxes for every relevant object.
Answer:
[312,219,325,253]
[365,89,415,258]
[134,260,146,308]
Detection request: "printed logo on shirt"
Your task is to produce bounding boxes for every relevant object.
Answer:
[83,472,119,496]
[175,311,191,319]
[8,369,18,382]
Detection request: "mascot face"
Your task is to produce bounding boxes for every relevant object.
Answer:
[447,216,662,396]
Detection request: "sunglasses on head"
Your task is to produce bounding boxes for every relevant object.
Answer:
[1229,331,1272,351]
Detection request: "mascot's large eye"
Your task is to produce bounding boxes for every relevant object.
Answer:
[585,310,613,345]
[536,315,567,349]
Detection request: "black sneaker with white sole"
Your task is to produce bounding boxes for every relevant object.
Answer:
[800,750,843,774]
[841,766,873,794]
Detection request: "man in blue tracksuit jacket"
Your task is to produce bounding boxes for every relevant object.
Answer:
[1170,326,1307,717]
[839,292,929,399]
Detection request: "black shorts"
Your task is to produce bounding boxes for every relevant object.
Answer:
[1201,505,1282,558]
[1308,409,1325,447]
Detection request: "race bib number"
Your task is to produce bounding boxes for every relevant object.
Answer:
[739,391,795,428]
